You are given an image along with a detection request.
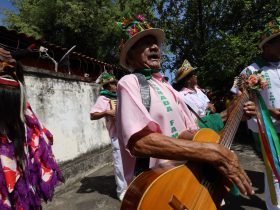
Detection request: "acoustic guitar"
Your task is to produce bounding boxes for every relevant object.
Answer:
[121,90,250,210]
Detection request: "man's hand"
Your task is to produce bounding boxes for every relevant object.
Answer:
[106,109,116,117]
[269,108,280,120]
[207,103,216,113]
[213,145,254,195]
[243,101,257,118]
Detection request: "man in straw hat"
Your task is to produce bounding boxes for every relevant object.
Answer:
[232,17,280,210]
[172,59,235,133]
[116,14,255,201]
[173,59,216,116]
[0,47,63,209]
[90,72,127,201]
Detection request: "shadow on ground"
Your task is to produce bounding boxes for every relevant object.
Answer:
[76,175,118,199]
[222,170,266,210]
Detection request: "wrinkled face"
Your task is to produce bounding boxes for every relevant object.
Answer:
[263,36,280,61]
[126,35,161,70]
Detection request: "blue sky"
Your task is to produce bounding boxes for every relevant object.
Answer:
[0,0,16,25]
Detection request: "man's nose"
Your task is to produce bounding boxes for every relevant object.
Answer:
[150,43,159,50]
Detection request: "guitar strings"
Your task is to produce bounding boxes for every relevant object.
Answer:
[191,92,249,209]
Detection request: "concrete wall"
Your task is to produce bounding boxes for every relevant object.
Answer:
[24,67,111,163]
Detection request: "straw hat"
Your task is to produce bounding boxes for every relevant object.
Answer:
[173,59,196,84]
[117,15,165,69]
[259,17,280,49]
[96,72,117,86]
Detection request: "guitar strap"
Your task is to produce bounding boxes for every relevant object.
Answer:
[133,73,151,176]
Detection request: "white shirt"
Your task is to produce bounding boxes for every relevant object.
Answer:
[180,87,210,117]
[231,61,280,132]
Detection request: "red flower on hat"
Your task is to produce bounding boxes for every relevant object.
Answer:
[136,14,145,22]
[128,25,139,36]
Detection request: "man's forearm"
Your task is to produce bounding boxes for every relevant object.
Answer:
[90,111,107,120]
[130,132,224,164]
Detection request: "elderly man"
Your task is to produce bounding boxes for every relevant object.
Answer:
[116,15,254,204]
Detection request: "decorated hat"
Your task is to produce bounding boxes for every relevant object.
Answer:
[259,17,280,49]
[95,72,117,86]
[117,14,165,69]
[173,59,196,84]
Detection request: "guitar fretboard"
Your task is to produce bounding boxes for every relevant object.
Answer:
[219,91,250,149]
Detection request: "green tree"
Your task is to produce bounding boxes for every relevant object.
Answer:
[2,0,156,64]
[155,0,280,92]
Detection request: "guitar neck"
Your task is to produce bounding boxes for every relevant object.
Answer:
[219,91,249,148]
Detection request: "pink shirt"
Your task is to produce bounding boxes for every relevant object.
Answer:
[90,95,117,138]
[117,73,198,183]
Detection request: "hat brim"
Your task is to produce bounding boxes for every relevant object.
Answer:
[119,28,165,69]
[173,68,196,84]
[259,33,280,49]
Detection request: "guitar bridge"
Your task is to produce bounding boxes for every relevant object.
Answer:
[169,195,189,210]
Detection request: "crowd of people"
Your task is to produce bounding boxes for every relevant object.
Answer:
[1,13,280,210]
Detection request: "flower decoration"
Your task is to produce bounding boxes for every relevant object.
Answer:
[242,69,268,90]
[260,17,280,45]
[136,14,145,22]
[128,25,139,36]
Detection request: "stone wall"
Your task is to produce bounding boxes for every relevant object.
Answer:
[23,66,111,163]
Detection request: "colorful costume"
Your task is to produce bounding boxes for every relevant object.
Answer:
[0,103,63,210]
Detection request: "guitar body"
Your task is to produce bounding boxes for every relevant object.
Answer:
[121,128,229,210]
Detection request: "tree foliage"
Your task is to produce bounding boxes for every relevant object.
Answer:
[2,0,156,64]
[2,0,280,94]
[155,0,280,91]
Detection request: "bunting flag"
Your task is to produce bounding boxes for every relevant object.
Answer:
[255,91,280,205]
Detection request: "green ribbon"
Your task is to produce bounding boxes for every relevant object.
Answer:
[99,89,117,99]
[135,68,161,80]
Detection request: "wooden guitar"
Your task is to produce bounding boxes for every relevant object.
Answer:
[121,91,250,210]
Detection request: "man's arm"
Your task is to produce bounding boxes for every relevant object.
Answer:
[90,110,115,120]
[128,127,254,196]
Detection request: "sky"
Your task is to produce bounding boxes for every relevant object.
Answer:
[0,0,16,25]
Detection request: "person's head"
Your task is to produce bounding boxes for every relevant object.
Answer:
[126,35,161,70]
[117,15,165,71]
[262,35,280,61]
[0,48,26,125]
[259,17,280,61]
[172,59,197,91]
[0,48,26,164]
[103,81,117,93]
[96,72,118,92]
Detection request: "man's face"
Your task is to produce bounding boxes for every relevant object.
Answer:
[263,36,280,61]
[126,35,161,69]
[107,82,117,93]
